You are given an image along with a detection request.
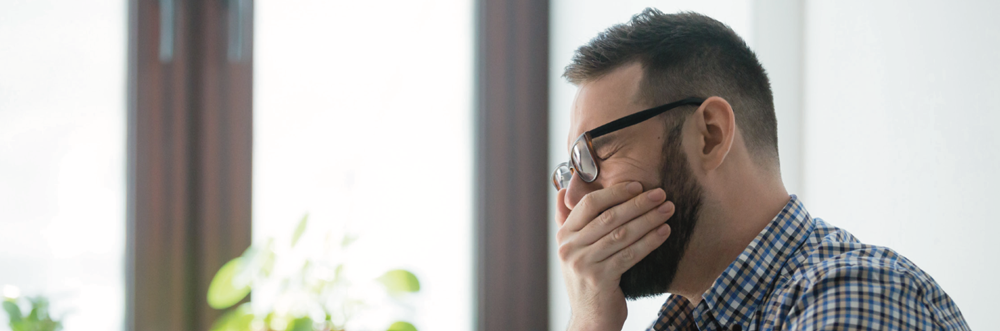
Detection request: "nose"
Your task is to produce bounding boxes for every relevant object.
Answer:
[563,171,601,210]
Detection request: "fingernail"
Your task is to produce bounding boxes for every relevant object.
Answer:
[647,188,665,201]
[626,182,642,194]
[657,224,671,236]
[658,201,674,214]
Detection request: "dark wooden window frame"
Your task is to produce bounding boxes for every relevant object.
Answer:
[126,0,253,330]
[476,0,551,330]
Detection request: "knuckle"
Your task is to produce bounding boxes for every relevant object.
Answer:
[583,271,601,285]
[611,226,627,242]
[597,209,615,227]
[570,258,586,272]
[618,247,636,266]
[632,194,646,209]
[579,194,594,210]
[643,211,660,225]
[581,274,597,287]
[557,244,572,260]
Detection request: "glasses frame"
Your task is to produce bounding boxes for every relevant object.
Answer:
[552,97,705,190]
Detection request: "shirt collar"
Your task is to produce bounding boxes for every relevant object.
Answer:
[692,194,815,329]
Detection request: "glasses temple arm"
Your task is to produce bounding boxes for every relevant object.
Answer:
[588,97,705,138]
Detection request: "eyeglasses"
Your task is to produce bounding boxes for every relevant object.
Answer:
[551,97,705,190]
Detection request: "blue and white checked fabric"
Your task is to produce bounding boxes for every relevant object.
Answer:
[648,195,969,331]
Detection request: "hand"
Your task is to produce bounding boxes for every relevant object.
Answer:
[555,181,675,331]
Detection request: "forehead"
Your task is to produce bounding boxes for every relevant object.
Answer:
[568,62,647,149]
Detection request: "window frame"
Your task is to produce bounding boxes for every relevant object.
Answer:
[126,0,253,330]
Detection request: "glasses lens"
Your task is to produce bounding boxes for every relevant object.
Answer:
[571,136,598,182]
[552,163,573,190]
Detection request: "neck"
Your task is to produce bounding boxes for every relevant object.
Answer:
[669,164,789,305]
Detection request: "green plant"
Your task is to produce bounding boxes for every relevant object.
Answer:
[2,289,63,331]
[207,215,420,331]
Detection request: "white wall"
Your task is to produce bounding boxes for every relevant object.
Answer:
[752,0,804,195]
[550,1,996,330]
[802,2,1000,329]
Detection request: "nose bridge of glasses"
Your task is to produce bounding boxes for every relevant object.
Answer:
[552,162,574,190]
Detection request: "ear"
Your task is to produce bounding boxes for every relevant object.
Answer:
[690,96,736,172]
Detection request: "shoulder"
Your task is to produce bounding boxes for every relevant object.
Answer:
[765,222,969,330]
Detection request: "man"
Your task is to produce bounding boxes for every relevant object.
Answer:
[552,9,969,331]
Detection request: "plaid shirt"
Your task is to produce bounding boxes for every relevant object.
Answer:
[648,195,969,331]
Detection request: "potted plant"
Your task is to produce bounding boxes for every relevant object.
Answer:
[207,215,420,331]
[2,286,63,331]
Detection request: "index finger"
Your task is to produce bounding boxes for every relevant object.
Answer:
[556,188,571,227]
[562,181,643,232]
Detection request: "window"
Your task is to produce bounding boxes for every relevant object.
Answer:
[0,1,126,329]
[253,1,474,329]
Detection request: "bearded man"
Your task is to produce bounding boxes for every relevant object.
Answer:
[552,9,969,331]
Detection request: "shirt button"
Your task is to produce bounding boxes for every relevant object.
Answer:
[731,325,742,331]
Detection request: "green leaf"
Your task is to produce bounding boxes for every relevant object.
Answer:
[377,269,420,296]
[333,264,344,282]
[2,300,21,323]
[292,214,309,247]
[207,257,250,309]
[209,303,255,331]
[341,233,359,248]
[387,321,418,331]
[288,316,313,331]
[26,301,38,322]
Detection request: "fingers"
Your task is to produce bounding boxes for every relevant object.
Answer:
[556,188,571,227]
[576,188,668,246]
[589,200,674,263]
[605,222,672,276]
[562,181,644,232]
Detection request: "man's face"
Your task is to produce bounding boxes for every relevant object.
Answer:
[564,63,704,299]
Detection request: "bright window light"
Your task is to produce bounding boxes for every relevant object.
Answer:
[254,1,473,330]
[0,1,126,330]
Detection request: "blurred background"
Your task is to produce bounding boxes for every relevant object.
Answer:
[0,0,996,330]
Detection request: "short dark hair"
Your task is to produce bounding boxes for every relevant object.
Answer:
[564,9,779,165]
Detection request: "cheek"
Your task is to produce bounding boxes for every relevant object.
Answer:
[597,155,662,190]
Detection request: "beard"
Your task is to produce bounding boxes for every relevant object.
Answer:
[619,122,704,300]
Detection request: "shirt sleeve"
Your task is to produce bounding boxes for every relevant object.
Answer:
[778,259,969,331]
